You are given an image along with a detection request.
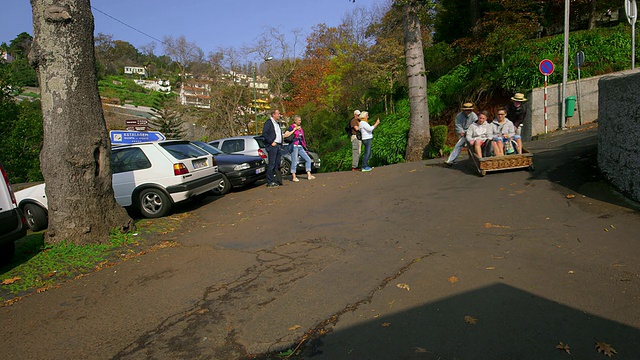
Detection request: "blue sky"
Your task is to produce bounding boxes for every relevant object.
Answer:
[2,1,386,57]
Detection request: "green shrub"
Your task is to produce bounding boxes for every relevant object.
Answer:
[424,125,448,159]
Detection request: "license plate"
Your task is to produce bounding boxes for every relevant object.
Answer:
[255,167,265,174]
[193,159,208,169]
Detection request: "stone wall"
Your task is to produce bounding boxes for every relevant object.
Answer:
[523,71,614,140]
[597,71,640,203]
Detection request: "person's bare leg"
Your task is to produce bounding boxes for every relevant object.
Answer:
[475,141,483,158]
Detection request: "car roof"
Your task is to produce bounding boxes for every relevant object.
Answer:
[210,135,260,141]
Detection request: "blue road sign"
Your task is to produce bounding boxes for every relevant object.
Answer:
[110,130,166,144]
[539,59,555,75]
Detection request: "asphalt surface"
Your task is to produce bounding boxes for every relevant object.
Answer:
[1,124,639,360]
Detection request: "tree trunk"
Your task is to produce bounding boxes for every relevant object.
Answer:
[470,0,480,36]
[29,0,133,245]
[402,2,430,161]
[587,0,597,30]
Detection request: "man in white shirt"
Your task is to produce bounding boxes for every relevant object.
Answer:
[262,109,283,187]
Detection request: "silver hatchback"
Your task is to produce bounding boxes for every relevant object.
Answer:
[209,136,321,175]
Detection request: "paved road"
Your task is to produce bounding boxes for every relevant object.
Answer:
[1,125,639,360]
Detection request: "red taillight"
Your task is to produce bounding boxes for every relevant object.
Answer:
[1,165,18,205]
[258,149,267,159]
[173,163,189,175]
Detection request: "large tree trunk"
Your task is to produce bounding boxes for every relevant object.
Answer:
[29,0,133,245]
[402,2,430,161]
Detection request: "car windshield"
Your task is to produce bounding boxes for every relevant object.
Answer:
[160,142,208,159]
[192,141,224,155]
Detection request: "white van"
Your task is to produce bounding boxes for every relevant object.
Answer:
[0,163,26,262]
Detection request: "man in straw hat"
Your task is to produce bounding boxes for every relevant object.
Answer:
[445,102,478,166]
[505,92,527,154]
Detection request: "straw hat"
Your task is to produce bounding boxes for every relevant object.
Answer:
[461,102,474,111]
[511,93,527,102]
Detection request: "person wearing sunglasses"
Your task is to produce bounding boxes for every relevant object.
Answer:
[492,108,516,156]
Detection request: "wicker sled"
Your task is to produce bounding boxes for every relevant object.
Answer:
[466,141,534,177]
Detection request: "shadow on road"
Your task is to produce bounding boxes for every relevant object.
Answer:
[527,130,640,212]
[256,283,639,359]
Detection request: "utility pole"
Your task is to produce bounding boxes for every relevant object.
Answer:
[561,0,570,130]
[253,57,273,135]
[253,65,258,135]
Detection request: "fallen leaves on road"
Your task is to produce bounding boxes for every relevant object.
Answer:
[464,315,478,324]
[396,283,410,291]
[1,276,21,285]
[566,194,576,199]
[595,340,617,357]
[447,276,459,284]
[381,322,391,327]
[556,342,571,354]
[483,222,510,229]
[288,325,301,331]
[413,347,428,353]
[485,266,495,270]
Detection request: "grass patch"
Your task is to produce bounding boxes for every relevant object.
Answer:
[0,214,190,304]
[0,230,140,303]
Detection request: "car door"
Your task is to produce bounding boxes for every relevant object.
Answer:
[111,146,152,206]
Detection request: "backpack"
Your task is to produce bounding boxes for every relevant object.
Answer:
[345,120,352,138]
[345,119,362,140]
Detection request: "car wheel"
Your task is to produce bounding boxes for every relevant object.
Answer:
[138,188,171,218]
[23,203,48,231]
[281,159,291,176]
[212,174,231,196]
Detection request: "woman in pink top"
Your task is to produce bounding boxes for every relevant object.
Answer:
[286,115,315,182]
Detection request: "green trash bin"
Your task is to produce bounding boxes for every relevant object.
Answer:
[565,96,576,117]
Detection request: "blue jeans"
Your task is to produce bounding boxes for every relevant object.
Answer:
[291,145,312,173]
[362,138,372,168]
[265,143,281,184]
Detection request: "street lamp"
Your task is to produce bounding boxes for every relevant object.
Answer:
[253,57,273,135]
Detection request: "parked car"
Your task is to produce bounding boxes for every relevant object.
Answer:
[191,141,266,195]
[0,162,27,262]
[15,140,224,231]
[209,135,321,175]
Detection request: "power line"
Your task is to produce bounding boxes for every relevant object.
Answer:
[91,6,168,47]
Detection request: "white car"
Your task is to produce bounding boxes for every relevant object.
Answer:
[15,140,223,231]
[0,163,27,262]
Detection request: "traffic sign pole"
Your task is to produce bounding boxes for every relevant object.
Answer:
[626,0,637,69]
[544,75,548,134]
[539,59,555,134]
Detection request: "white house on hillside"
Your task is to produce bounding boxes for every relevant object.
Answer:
[124,66,148,77]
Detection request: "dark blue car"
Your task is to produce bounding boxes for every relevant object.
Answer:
[192,141,267,195]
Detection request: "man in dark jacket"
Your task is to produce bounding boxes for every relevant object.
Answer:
[505,93,527,154]
[262,109,284,187]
